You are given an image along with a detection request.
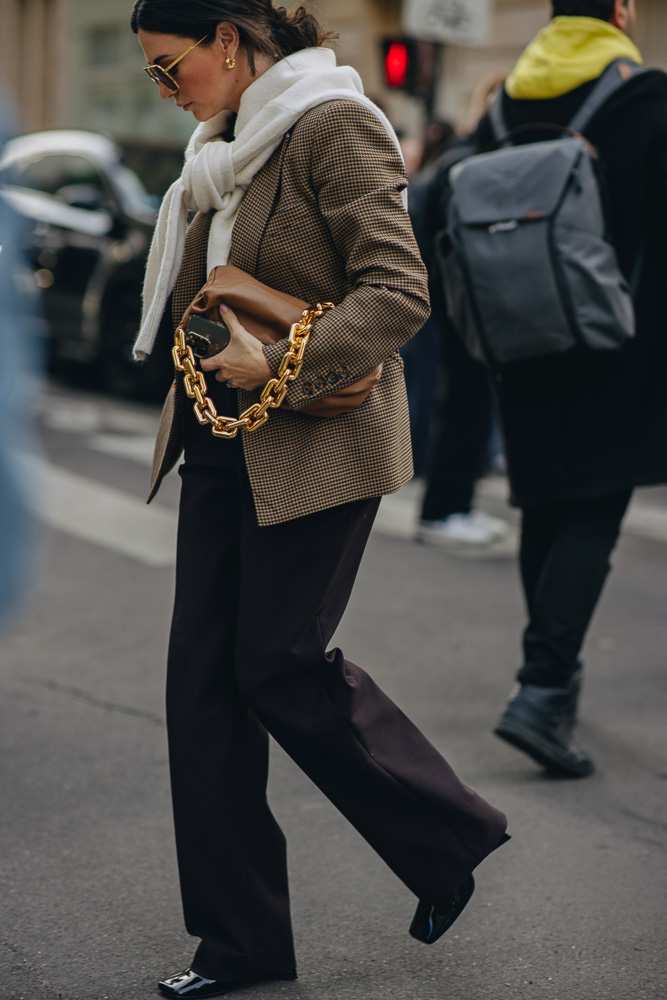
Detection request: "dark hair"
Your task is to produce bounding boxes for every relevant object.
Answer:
[551,0,623,17]
[130,0,337,73]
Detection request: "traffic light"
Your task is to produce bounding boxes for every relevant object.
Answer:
[383,38,417,91]
[382,38,438,99]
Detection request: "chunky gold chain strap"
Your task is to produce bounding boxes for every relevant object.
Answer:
[172,303,334,439]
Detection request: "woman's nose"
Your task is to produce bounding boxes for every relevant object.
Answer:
[158,81,176,101]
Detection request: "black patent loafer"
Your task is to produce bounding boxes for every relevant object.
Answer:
[409,874,475,945]
[494,683,594,778]
[158,968,297,998]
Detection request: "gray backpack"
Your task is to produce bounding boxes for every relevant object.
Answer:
[440,59,644,366]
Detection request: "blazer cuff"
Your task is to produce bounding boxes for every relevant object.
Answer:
[262,341,366,410]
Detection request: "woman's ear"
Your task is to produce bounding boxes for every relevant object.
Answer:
[215,21,240,60]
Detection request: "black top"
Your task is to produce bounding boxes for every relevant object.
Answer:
[182,378,242,469]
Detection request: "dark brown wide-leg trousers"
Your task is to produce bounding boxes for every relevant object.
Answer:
[167,460,508,981]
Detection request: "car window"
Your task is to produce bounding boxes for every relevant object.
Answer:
[3,154,109,210]
[114,164,159,216]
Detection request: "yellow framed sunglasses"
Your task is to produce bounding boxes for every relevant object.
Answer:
[143,35,208,92]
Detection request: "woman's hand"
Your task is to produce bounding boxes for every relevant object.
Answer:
[200,304,272,390]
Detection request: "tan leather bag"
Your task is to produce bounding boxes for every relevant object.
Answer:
[180,264,383,418]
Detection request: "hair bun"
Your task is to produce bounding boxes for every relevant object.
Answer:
[268,3,338,57]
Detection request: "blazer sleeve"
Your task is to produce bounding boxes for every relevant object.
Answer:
[262,102,431,410]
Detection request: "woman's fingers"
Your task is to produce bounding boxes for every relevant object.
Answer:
[200,306,237,374]
[219,303,244,333]
[200,349,226,372]
[198,304,272,390]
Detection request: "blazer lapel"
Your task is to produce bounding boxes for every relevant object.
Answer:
[171,210,214,329]
[229,133,291,275]
[170,132,290,329]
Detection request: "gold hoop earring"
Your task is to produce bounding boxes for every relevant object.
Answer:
[226,56,236,70]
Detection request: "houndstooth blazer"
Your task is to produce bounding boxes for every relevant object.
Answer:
[149,99,430,526]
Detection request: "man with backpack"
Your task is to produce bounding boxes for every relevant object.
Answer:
[441,0,667,777]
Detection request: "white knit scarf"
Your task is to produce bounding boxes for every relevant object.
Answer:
[134,46,406,359]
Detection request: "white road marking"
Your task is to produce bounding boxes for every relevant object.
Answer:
[623,502,667,544]
[26,385,667,560]
[22,445,667,566]
[19,452,178,568]
[37,394,160,436]
[378,477,667,550]
[478,477,667,547]
[89,433,157,465]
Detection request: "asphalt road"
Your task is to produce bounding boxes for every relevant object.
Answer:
[1,382,666,1000]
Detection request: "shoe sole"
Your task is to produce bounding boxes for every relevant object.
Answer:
[494,720,594,778]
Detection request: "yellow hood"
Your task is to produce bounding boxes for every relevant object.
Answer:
[506,16,643,100]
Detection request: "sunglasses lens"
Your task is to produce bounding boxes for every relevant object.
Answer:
[145,66,178,91]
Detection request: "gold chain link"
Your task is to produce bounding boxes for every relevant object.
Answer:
[172,303,334,439]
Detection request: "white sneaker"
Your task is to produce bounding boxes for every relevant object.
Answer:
[466,509,510,540]
[417,510,509,547]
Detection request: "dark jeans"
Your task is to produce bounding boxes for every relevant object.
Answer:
[517,489,632,689]
[167,453,508,981]
[420,330,493,521]
[401,316,441,475]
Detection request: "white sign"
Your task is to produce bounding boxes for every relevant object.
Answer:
[402,0,492,47]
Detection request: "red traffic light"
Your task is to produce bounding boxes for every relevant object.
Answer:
[384,41,410,89]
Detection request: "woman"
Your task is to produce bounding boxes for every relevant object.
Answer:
[131,3,509,997]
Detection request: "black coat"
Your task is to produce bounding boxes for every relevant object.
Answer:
[470,69,667,507]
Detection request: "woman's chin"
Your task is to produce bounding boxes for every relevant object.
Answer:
[199,106,234,123]
[189,105,216,122]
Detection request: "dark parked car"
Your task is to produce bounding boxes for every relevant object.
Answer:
[0,129,173,397]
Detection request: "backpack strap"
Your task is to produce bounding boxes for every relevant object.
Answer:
[487,58,646,149]
[488,91,510,146]
[566,58,647,135]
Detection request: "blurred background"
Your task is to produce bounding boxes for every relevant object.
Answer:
[3,0,667,146]
[1,0,665,400]
[1,6,667,999]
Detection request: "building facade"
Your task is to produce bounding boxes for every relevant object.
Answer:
[1,0,665,146]
[1,0,68,130]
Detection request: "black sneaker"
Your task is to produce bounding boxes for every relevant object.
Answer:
[495,683,594,778]
[158,968,297,998]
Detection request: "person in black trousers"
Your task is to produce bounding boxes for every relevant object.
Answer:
[472,0,667,777]
[131,2,510,996]
[407,137,508,547]
[417,327,507,546]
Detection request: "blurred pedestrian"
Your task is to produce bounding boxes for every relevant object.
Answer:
[401,120,456,475]
[130,1,509,997]
[465,0,667,775]
[0,101,35,623]
[419,117,456,171]
[410,97,509,546]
